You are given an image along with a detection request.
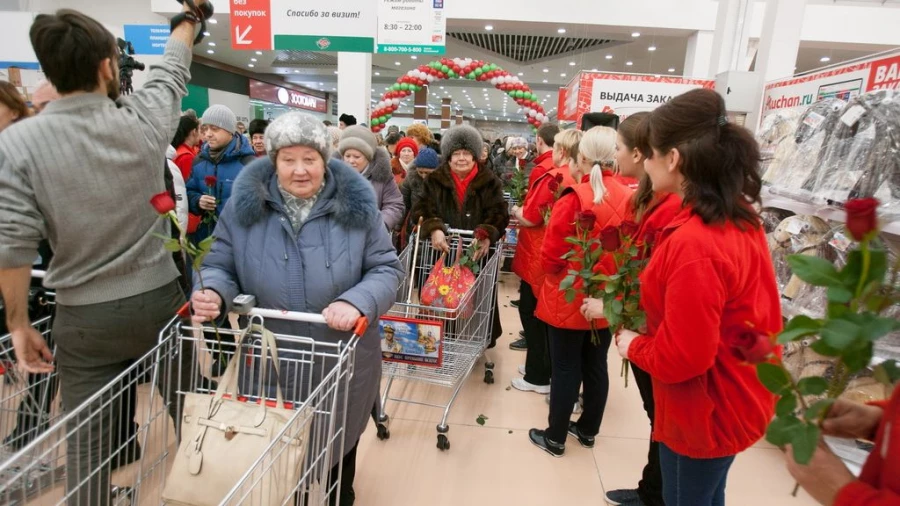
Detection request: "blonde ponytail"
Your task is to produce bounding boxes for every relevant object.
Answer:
[579,126,617,204]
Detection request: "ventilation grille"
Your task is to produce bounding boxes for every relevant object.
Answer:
[272,51,338,67]
[448,32,619,63]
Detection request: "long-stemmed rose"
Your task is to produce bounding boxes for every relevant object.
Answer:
[750,198,899,477]
[559,210,608,345]
[150,191,226,364]
[202,175,219,226]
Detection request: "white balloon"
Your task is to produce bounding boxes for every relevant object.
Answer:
[426,75,435,82]
[489,77,498,85]
[391,98,401,106]
[528,109,537,117]
[453,58,463,66]
[407,70,416,77]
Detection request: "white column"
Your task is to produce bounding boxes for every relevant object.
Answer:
[683,31,714,78]
[337,52,372,126]
[746,0,807,130]
[709,0,755,76]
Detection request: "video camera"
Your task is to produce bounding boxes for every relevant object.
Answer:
[117,38,145,96]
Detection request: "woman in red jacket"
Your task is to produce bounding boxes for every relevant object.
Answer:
[171,115,201,181]
[583,112,681,506]
[614,89,781,505]
[530,126,632,457]
[787,393,900,505]
[509,129,582,394]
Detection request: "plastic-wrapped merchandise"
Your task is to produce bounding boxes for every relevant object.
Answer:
[758,109,801,181]
[873,241,900,363]
[761,207,795,235]
[805,90,900,219]
[764,99,847,197]
[788,226,852,318]
[782,339,890,404]
[769,215,834,296]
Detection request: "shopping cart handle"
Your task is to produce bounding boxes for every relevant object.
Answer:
[176,302,192,319]
[353,317,369,337]
[233,295,369,334]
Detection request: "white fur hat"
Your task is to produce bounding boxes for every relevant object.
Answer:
[264,112,332,163]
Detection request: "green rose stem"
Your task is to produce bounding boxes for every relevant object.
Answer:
[161,210,226,367]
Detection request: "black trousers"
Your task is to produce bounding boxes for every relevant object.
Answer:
[632,363,664,506]
[546,326,612,444]
[329,441,358,506]
[519,282,550,385]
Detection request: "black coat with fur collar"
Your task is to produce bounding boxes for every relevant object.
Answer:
[412,162,509,243]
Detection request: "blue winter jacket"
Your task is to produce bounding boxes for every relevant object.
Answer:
[186,133,255,242]
[197,156,403,466]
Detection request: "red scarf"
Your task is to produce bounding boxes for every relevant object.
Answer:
[451,163,479,208]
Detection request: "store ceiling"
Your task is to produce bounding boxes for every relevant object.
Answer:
[195,17,894,121]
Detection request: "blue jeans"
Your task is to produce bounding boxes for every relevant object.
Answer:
[659,443,736,506]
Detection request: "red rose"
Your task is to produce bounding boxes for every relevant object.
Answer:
[149,192,176,215]
[844,198,879,241]
[724,326,775,364]
[204,175,218,188]
[554,173,564,184]
[548,179,560,193]
[474,228,490,242]
[599,225,621,252]
[576,210,597,232]
[620,220,639,238]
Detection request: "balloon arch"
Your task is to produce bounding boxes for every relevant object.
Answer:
[369,57,550,134]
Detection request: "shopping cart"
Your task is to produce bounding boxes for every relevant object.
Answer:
[0,298,365,506]
[503,192,519,260]
[378,228,502,451]
[0,313,177,506]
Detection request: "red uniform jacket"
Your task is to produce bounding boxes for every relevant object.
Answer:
[535,171,632,330]
[835,388,900,505]
[628,205,781,459]
[512,166,576,288]
[527,150,555,189]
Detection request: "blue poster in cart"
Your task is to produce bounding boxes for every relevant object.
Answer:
[379,317,443,367]
[505,227,518,246]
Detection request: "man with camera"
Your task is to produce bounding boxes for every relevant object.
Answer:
[0,2,211,503]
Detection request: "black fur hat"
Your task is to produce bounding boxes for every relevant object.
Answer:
[440,125,482,164]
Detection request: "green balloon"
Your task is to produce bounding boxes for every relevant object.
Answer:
[391,83,400,91]
[371,117,380,125]
[441,65,450,73]
[448,70,457,78]
[384,114,392,120]
[430,62,439,68]
[467,72,476,79]
[514,90,524,98]
[508,91,517,97]
[400,83,410,91]
[474,68,483,76]
[490,63,498,71]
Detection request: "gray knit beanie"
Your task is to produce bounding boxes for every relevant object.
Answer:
[201,105,237,133]
[264,112,332,164]
[338,125,378,162]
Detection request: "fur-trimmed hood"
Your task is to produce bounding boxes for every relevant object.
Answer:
[230,155,380,230]
[364,146,394,184]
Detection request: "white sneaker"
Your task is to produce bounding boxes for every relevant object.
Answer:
[511,378,551,394]
[518,365,526,376]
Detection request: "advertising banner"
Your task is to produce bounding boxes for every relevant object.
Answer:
[124,25,170,56]
[761,50,900,123]
[376,0,446,55]
[567,72,715,127]
[379,317,443,367]
[249,80,328,113]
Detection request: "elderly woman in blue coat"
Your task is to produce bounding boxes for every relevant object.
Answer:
[190,112,403,506]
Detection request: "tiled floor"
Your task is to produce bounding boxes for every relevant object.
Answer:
[354,272,819,506]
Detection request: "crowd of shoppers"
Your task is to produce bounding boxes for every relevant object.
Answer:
[0,7,896,506]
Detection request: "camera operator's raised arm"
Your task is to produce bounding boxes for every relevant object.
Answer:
[130,0,213,147]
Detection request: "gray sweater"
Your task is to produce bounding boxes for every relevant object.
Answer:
[0,39,192,305]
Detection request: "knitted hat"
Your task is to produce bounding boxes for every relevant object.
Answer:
[395,137,419,158]
[201,104,237,133]
[339,113,357,126]
[440,125,483,163]
[338,125,378,162]
[414,147,439,169]
[264,112,332,164]
[506,136,527,151]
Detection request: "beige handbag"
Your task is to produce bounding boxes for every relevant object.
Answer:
[163,324,311,505]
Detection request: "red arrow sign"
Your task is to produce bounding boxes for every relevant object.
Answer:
[230,0,271,51]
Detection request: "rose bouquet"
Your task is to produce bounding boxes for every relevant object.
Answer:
[559,210,610,345]
[505,159,529,205]
[727,198,899,472]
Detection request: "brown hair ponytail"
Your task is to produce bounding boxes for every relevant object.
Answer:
[619,112,653,221]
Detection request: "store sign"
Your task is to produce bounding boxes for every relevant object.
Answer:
[123,25,170,55]
[565,72,714,127]
[249,80,327,113]
[268,0,377,52]
[229,0,272,51]
[761,50,900,123]
[376,0,446,55]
